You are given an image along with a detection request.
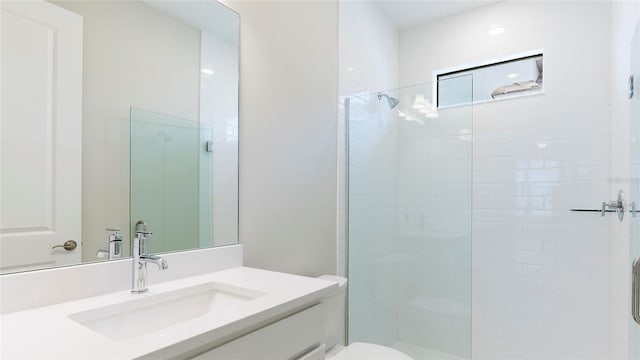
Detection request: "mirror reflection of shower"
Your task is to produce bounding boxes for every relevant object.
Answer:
[378,92,400,109]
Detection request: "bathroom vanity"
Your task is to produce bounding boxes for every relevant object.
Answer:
[1,265,336,359]
[0,245,337,360]
[0,1,335,358]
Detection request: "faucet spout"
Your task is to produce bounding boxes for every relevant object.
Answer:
[140,255,168,270]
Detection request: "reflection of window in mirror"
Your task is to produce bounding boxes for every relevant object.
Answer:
[436,51,544,107]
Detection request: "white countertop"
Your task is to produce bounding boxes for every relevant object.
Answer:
[0,266,338,359]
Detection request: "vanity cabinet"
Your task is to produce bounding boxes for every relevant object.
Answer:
[1,267,337,359]
[190,304,326,360]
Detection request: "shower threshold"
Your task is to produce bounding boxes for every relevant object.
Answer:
[393,342,467,360]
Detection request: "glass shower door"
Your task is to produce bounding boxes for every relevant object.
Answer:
[347,75,473,360]
[630,19,640,360]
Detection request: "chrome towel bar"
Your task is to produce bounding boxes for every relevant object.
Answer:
[569,190,628,221]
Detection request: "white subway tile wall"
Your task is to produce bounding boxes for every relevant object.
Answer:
[399,2,612,359]
[395,87,473,358]
[200,32,239,248]
[347,94,399,346]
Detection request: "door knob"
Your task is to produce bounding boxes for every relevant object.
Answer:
[51,240,77,251]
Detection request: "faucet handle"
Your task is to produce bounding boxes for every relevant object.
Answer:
[135,220,149,233]
[106,228,123,241]
[134,229,152,256]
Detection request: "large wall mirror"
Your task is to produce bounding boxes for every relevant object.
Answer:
[0,0,239,274]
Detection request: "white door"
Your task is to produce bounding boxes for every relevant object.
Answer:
[0,0,82,273]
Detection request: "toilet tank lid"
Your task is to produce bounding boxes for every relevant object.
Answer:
[318,275,347,289]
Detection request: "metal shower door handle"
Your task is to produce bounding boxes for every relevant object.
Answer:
[633,258,640,326]
[602,190,626,221]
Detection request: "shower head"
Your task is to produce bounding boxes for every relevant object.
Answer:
[377,92,400,109]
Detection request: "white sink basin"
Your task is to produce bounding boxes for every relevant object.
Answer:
[69,282,266,341]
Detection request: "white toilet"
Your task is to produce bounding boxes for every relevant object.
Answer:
[318,275,414,360]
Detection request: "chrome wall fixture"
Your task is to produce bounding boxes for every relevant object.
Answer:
[96,228,123,260]
[377,92,400,109]
[569,190,627,221]
[603,190,626,221]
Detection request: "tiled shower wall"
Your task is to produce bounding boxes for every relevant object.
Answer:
[347,96,399,346]
[338,0,399,346]
[610,2,640,357]
[200,32,239,248]
[396,98,473,357]
[400,2,612,358]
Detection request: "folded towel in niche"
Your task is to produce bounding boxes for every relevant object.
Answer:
[491,80,541,99]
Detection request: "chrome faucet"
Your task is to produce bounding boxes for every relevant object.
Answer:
[131,228,168,293]
[96,228,123,260]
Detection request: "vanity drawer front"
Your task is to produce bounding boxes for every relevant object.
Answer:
[191,304,324,360]
[295,344,326,360]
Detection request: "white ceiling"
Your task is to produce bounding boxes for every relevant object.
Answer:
[371,0,501,30]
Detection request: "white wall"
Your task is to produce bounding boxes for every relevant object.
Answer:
[338,1,399,99]
[338,0,399,346]
[222,0,338,276]
[53,1,201,262]
[400,2,612,359]
[610,2,640,359]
